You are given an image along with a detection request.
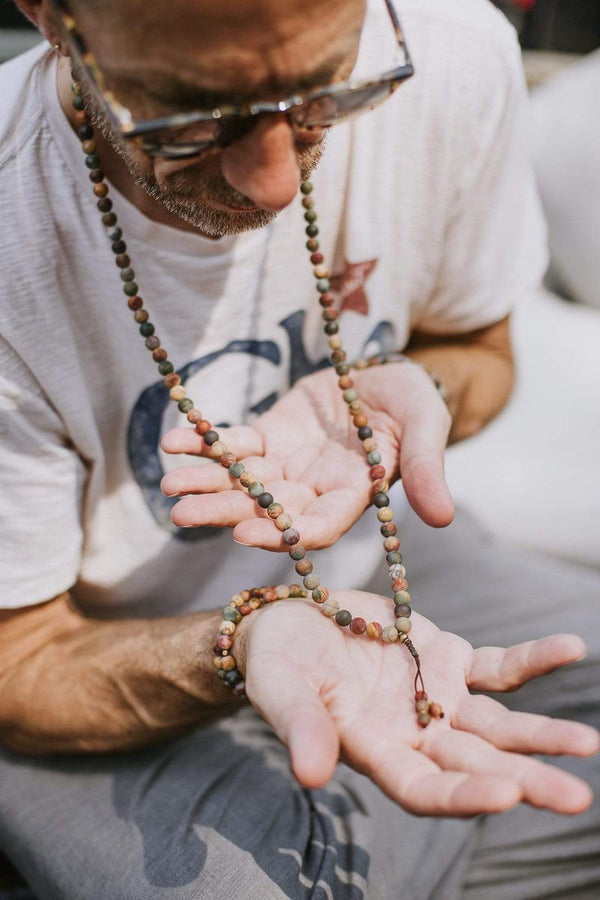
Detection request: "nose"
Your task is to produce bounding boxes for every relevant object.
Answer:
[219,114,300,212]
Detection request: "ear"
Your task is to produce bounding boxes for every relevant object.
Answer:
[14,0,69,55]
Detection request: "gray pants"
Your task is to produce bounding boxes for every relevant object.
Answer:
[1,509,599,900]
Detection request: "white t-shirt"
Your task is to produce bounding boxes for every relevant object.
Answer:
[0,0,546,613]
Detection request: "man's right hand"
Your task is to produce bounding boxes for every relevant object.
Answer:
[240,589,599,818]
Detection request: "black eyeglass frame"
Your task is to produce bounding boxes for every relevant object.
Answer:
[53,0,414,158]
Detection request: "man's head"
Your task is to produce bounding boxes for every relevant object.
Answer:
[19,0,366,235]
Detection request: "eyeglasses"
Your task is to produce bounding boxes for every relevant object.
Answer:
[53,0,414,159]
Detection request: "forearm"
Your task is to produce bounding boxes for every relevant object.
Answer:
[0,593,249,755]
[405,316,514,444]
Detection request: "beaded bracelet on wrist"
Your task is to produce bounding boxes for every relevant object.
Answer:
[71,82,444,729]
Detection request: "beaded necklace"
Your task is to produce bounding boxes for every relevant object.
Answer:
[71,82,443,728]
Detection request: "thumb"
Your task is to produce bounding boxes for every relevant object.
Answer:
[399,404,454,528]
[248,665,339,788]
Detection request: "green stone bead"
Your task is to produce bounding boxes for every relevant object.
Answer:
[300,181,314,194]
[373,493,390,508]
[158,361,173,375]
[289,545,306,561]
[224,668,243,686]
[305,224,319,237]
[72,95,84,110]
[229,462,244,478]
[222,607,242,624]
[324,322,339,335]
[335,609,352,627]
[302,196,315,209]
[367,451,382,465]
[248,482,265,498]
[316,279,330,293]
[178,398,193,413]
[303,574,320,590]
[395,617,412,634]
[85,154,101,169]
[257,492,274,509]
[335,363,350,376]
[343,389,358,404]
[139,322,155,337]
[304,210,317,222]
[120,268,136,282]
[306,239,319,251]
[393,591,411,604]
[123,282,139,296]
[386,551,403,565]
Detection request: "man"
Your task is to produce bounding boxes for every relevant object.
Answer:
[0,0,598,897]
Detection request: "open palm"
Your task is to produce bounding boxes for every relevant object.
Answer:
[161,362,454,550]
[243,591,599,817]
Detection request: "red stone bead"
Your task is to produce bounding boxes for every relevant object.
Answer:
[350,617,367,635]
[371,479,389,494]
[383,537,400,552]
[217,635,233,650]
[369,465,386,481]
[264,589,278,603]
[353,414,368,428]
[381,523,397,537]
[239,604,252,615]
[164,372,180,388]
[152,348,168,362]
[322,309,338,322]
[187,409,203,424]
[196,420,212,435]
[392,577,408,592]
[310,252,324,264]
[338,375,353,389]
[415,691,428,702]
[319,295,334,307]
[306,238,319,251]
[75,110,89,124]
[127,296,143,310]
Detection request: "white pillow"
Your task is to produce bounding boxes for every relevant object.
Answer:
[530,50,600,309]
[445,289,600,568]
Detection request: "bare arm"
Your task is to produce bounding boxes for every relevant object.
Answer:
[405,315,514,444]
[0,593,252,755]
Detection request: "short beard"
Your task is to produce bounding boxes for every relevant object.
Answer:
[72,65,325,236]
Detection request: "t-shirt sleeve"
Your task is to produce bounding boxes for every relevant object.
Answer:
[416,25,548,335]
[0,340,85,609]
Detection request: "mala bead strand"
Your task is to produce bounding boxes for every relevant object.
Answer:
[300,179,443,726]
[73,82,442,728]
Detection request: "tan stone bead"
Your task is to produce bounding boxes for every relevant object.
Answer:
[210,441,227,458]
[395,590,411,604]
[313,265,329,278]
[239,472,254,487]
[353,414,368,428]
[213,656,223,670]
[381,625,399,643]
[220,655,237,671]
[395,617,412,634]
[169,385,187,402]
[328,335,343,350]
[219,621,236,635]
[276,584,290,599]
[230,593,244,607]
[377,508,394,522]
[275,513,293,531]
[249,599,261,609]
[363,438,377,453]
[348,401,362,414]
[320,599,340,617]
[366,622,383,639]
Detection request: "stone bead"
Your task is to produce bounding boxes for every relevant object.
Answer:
[316,279,330,293]
[78,123,93,140]
[164,372,180,388]
[415,699,429,712]
[415,691,428,702]
[224,669,243,686]
[386,551,403,565]
[381,626,399,643]
[222,607,242,624]
[304,210,317,223]
[213,655,223,670]
[128,296,143,310]
[392,577,408,592]
[373,492,390,508]
[120,267,135,282]
[362,438,377,453]
[229,462,245,478]
[102,213,118,227]
[196,420,213,435]
[335,609,352,627]
[169,385,186,402]
[338,375,353,389]
[210,441,227,459]
[395,617,412,634]
[217,635,233,651]
[248,482,265,499]
[381,523,397,538]
[321,600,340,617]
[353,413,368,428]
[275,585,290,599]
[219,620,236,635]
[152,348,168,362]
[335,363,350,376]
[306,238,319,251]
[321,293,335,308]
[239,472,254,487]
[322,309,338,322]
[417,712,431,728]
[350,617,367,635]
[89,168,105,184]
[383,537,400,552]
[178,398,194,414]
[85,153,101,169]
[343,389,358,404]
[312,587,329,604]
[289,545,306,561]
[366,621,383,639]
[257,491,273,509]
[367,450,382,466]
[283,528,300,546]
[204,430,220,446]
[370,465,386,481]
[393,590,411,604]
[306,224,319,237]
[220,655,237,671]
[300,181,313,194]
[276,513,293,531]
[303,574,320,590]
[220,452,236,468]
[331,351,347,365]
[93,182,108,198]
[289,584,306,598]
[389,564,406,579]
[267,502,284,519]
[313,265,328,278]
[97,198,113,214]
[134,309,149,323]
[310,253,324,267]
[116,253,130,268]
[357,426,372,441]
[394,603,411,619]
[232,681,246,697]
[377,508,394,522]
[329,335,343,350]
[303,196,316,209]
[230,593,244,606]
[429,703,444,719]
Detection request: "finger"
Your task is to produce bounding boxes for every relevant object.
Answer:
[399,403,454,528]
[161,425,264,458]
[161,457,281,498]
[456,693,600,757]
[233,488,367,550]
[247,662,339,789]
[424,728,593,814]
[171,481,316,532]
[360,746,520,817]
[468,634,587,692]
